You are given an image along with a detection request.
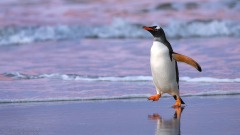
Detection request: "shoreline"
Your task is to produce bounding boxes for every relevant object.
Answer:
[0,94,239,104]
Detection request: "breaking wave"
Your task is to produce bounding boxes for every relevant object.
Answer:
[0,19,240,45]
[3,72,240,83]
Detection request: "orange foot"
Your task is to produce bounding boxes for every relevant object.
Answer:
[148,94,161,101]
[172,97,182,108]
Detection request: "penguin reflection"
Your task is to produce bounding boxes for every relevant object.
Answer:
[148,107,184,135]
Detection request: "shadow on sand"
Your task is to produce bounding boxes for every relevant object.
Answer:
[148,107,184,135]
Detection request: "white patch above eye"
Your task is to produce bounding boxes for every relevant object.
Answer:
[156,26,161,30]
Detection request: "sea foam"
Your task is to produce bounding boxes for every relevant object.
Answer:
[3,72,240,83]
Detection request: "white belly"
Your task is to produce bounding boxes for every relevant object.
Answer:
[150,41,178,95]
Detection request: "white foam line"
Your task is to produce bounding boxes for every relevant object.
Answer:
[74,76,153,81]
[182,90,240,97]
[3,72,240,83]
[180,77,240,83]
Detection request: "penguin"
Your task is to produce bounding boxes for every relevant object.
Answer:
[143,25,202,108]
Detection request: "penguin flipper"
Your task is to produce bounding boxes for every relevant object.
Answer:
[172,52,202,72]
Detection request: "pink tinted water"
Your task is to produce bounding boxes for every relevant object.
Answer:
[0,38,240,101]
[0,0,239,101]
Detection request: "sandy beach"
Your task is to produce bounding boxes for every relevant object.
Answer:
[0,95,239,135]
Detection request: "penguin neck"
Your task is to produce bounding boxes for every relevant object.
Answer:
[153,37,166,44]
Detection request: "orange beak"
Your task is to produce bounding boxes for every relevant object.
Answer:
[143,26,154,31]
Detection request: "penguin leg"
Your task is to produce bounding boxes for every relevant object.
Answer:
[172,97,182,108]
[148,94,161,101]
[173,95,185,104]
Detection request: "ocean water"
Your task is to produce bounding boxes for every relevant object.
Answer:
[0,0,240,103]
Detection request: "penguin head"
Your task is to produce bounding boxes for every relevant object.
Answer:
[143,26,166,38]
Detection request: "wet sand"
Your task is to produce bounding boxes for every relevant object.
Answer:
[0,95,239,135]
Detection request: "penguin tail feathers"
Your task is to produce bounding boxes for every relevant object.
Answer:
[172,52,202,72]
[173,95,185,104]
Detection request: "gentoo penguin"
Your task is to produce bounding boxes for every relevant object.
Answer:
[143,25,202,107]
